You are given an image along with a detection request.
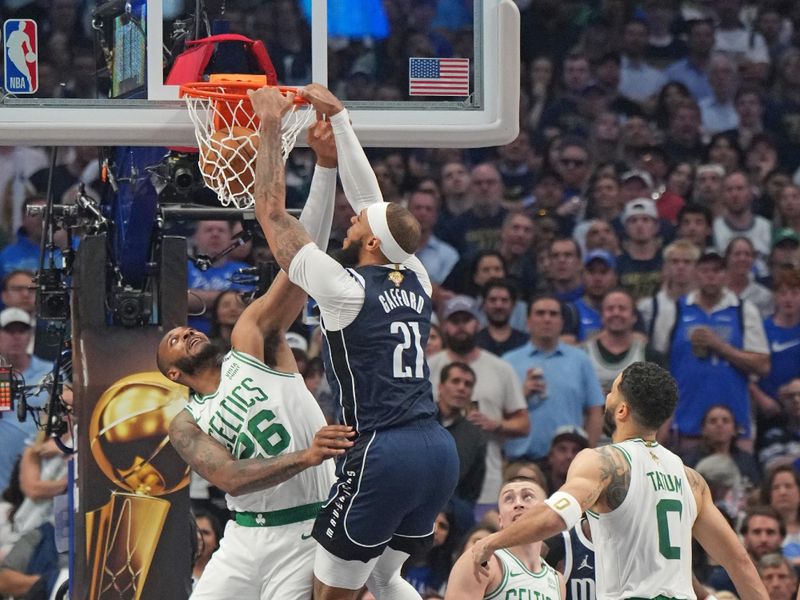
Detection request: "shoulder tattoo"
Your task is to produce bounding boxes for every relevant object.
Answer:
[596,446,631,510]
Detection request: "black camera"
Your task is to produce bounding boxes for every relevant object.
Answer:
[36,268,70,321]
[110,287,152,328]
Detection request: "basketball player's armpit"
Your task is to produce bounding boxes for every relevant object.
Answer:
[596,446,631,510]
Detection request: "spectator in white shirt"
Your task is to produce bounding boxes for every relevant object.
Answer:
[700,53,740,134]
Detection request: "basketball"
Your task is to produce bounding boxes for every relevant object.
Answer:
[25,52,36,62]
[199,126,260,198]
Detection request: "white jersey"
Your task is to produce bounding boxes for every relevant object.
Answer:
[587,439,697,600]
[185,349,335,513]
[486,549,562,600]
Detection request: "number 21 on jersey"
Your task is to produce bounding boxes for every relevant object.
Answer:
[391,321,424,378]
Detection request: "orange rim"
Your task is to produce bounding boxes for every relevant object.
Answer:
[179,81,309,105]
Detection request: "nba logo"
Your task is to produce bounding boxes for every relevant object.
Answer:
[3,19,37,94]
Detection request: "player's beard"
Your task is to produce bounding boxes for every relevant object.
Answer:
[603,406,617,438]
[331,238,363,268]
[175,342,221,375]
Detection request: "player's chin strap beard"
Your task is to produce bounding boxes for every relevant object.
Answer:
[175,345,222,376]
[330,239,363,267]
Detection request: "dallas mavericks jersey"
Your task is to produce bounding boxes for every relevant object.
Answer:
[485,549,562,600]
[185,349,335,513]
[587,439,697,600]
[562,521,595,600]
[321,265,437,432]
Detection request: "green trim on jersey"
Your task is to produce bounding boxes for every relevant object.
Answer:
[631,438,660,448]
[190,389,220,405]
[230,349,297,378]
[484,553,510,600]
[501,549,550,578]
[613,443,633,465]
[232,501,324,527]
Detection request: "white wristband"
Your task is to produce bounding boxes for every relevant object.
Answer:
[544,491,583,530]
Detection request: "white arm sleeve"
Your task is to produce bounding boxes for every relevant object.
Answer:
[288,243,365,330]
[329,110,383,214]
[298,165,336,252]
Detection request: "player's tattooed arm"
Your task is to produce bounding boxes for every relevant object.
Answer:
[169,410,354,496]
[249,88,314,273]
[684,466,710,506]
[595,446,631,510]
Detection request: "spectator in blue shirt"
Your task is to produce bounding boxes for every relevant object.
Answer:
[0,308,52,493]
[503,295,605,460]
[665,19,715,102]
[0,198,46,282]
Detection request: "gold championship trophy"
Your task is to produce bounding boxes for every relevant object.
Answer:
[86,372,189,600]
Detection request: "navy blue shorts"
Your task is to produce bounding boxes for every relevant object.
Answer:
[312,418,459,562]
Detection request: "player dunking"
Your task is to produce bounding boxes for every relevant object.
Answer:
[471,362,768,600]
[445,477,566,599]
[159,119,355,600]
[247,84,459,600]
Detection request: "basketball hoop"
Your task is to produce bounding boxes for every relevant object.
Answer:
[180,75,314,209]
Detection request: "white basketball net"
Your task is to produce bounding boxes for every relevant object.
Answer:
[185,92,314,209]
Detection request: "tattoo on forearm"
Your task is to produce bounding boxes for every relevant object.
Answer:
[597,446,631,510]
[232,452,308,495]
[269,213,311,270]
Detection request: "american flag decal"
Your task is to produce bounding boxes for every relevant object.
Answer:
[408,57,469,96]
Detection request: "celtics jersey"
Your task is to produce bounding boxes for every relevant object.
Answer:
[586,439,697,600]
[184,349,335,514]
[485,549,562,600]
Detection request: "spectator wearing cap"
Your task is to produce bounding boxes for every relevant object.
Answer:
[693,164,726,218]
[638,240,700,338]
[699,53,740,135]
[763,230,800,289]
[503,295,605,461]
[583,289,664,395]
[751,270,800,440]
[650,250,770,451]
[617,198,665,301]
[618,19,667,104]
[619,169,655,205]
[476,279,528,357]
[0,308,53,493]
[428,295,528,505]
[547,238,584,304]
[713,171,772,277]
[536,425,588,495]
[562,250,618,343]
[665,19,715,102]
[435,362,487,507]
[439,163,507,255]
[408,188,459,287]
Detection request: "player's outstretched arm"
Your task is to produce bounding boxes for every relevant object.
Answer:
[231,119,338,360]
[300,84,383,215]
[445,551,497,599]
[688,467,769,600]
[248,86,313,274]
[169,409,354,496]
[471,447,613,574]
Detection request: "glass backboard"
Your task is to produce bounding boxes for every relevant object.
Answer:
[0,0,518,148]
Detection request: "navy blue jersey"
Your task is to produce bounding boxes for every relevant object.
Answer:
[321,265,437,432]
[562,521,596,600]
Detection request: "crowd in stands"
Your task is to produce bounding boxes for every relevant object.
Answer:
[3,0,800,598]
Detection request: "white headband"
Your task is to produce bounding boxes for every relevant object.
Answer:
[366,202,411,264]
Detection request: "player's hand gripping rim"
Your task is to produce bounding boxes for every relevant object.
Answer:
[305,425,356,466]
